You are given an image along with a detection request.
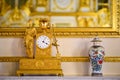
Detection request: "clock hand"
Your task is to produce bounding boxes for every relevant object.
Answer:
[42,37,47,42]
[42,37,47,44]
[42,41,48,45]
[42,40,45,43]
[45,42,48,45]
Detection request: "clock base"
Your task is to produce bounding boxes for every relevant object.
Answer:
[17,58,63,76]
[17,69,63,76]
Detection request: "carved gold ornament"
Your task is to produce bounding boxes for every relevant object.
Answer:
[53,0,73,10]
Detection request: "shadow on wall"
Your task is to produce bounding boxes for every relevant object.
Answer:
[0,62,19,76]
[74,38,91,75]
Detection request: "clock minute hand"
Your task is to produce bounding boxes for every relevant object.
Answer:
[42,37,47,43]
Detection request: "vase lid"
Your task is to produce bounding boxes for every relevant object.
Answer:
[91,37,102,42]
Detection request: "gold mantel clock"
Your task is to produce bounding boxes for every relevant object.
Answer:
[17,18,63,76]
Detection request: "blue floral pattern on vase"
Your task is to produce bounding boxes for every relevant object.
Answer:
[89,45,105,75]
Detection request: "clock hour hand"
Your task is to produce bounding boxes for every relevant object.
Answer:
[42,41,48,45]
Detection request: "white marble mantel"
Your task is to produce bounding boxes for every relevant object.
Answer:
[0,76,120,80]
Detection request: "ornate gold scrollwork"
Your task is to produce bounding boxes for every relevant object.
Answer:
[116,0,120,34]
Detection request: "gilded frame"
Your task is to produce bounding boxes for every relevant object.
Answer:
[0,0,120,38]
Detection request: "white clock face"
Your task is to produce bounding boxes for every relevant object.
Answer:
[36,35,51,49]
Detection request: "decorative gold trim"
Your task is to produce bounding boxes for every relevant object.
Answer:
[61,57,89,62]
[61,57,120,62]
[0,57,26,62]
[0,28,25,37]
[104,57,120,62]
[30,12,100,16]
[0,57,120,62]
[0,27,120,37]
[116,0,120,34]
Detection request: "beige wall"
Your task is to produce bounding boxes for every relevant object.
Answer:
[0,38,120,76]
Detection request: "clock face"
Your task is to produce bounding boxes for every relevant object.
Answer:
[36,35,51,49]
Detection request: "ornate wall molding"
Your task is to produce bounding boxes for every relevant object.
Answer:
[0,28,25,37]
[0,57,120,62]
[61,57,120,62]
[0,28,120,37]
[55,32,120,38]
[0,57,26,62]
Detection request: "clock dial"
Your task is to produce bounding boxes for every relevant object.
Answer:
[36,35,51,49]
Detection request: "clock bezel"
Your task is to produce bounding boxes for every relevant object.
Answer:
[36,34,51,49]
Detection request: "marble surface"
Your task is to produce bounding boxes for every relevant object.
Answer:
[0,76,120,80]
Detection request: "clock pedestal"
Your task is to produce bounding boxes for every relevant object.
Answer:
[17,18,63,76]
[17,58,63,76]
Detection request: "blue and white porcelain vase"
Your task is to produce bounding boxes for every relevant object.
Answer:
[89,37,105,76]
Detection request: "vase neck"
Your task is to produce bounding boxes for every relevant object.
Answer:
[93,42,101,46]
